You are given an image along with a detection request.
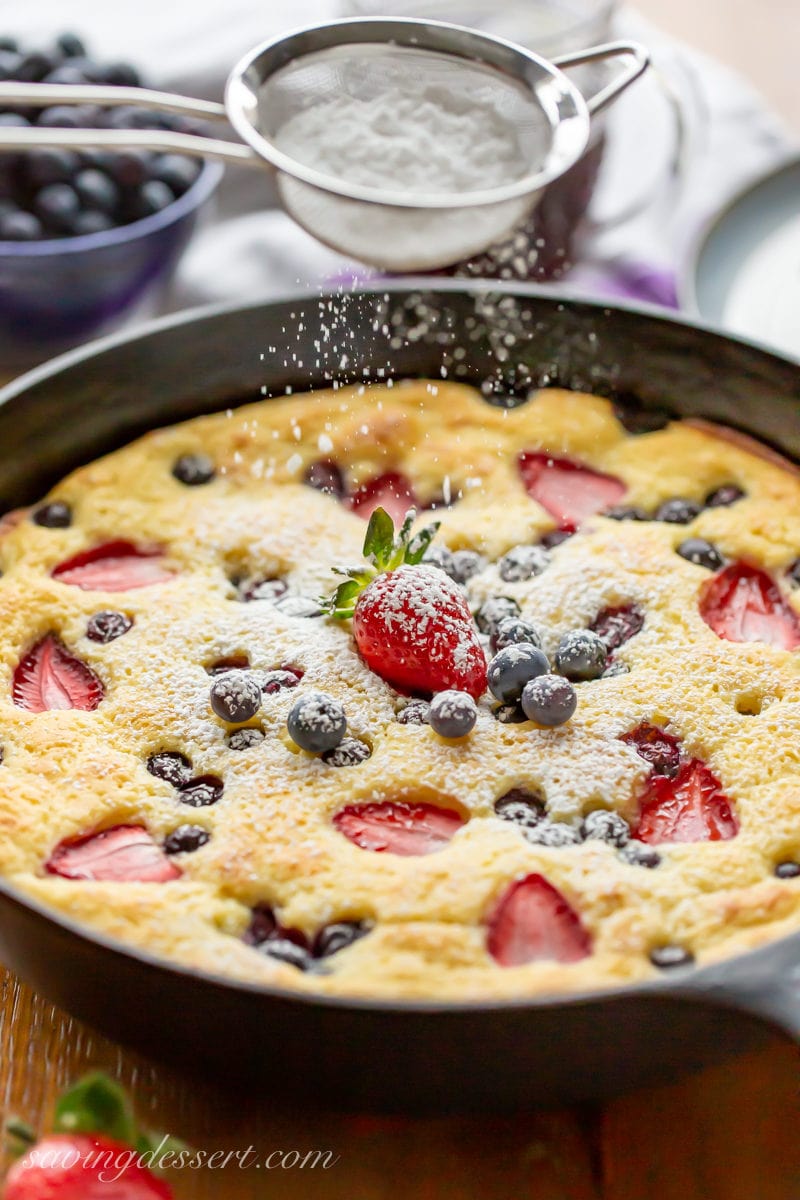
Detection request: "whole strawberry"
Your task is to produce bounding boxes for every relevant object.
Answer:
[327,509,486,699]
[5,1134,172,1199]
[4,1073,184,1200]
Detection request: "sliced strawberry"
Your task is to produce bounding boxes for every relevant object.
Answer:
[353,564,486,697]
[518,452,626,527]
[5,1133,174,1199]
[619,723,681,778]
[487,873,591,967]
[52,540,172,591]
[635,759,738,844]
[13,634,104,712]
[46,825,182,882]
[333,800,465,855]
[349,472,417,526]
[699,561,800,649]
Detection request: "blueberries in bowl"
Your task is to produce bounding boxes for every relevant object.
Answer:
[0,32,205,241]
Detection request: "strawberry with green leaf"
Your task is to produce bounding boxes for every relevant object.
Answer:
[326,508,486,699]
[4,1072,187,1199]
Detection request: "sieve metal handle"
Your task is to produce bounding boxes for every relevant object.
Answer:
[0,82,260,165]
[552,40,650,116]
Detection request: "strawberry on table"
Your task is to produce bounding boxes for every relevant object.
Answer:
[4,1072,185,1199]
[326,508,486,699]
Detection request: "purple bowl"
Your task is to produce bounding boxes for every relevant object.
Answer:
[0,159,223,370]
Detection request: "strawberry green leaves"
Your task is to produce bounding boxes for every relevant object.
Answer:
[326,506,440,619]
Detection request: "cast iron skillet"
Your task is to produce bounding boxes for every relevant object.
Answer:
[0,283,799,1113]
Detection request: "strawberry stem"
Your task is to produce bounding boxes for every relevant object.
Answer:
[5,1117,36,1158]
[324,506,441,619]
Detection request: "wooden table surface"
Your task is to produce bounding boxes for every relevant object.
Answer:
[0,963,797,1198]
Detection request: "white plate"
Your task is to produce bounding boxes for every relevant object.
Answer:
[680,157,800,362]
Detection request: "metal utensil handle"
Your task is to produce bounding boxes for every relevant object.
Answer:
[552,40,650,116]
[0,124,258,165]
[0,81,260,165]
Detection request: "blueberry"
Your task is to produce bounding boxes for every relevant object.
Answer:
[620,842,662,869]
[649,945,694,970]
[0,38,19,54]
[498,544,549,582]
[441,549,480,586]
[287,692,347,753]
[654,498,702,524]
[86,611,132,643]
[590,605,644,651]
[243,904,277,945]
[424,544,455,574]
[494,787,545,827]
[428,690,477,739]
[273,594,324,619]
[18,51,53,82]
[74,168,120,215]
[0,211,42,240]
[490,616,542,654]
[581,809,630,847]
[45,63,95,85]
[102,61,142,88]
[34,183,80,233]
[239,577,287,603]
[539,528,574,549]
[676,538,724,570]
[56,32,88,58]
[475,596,520,636]
[150,153,200,195]
[226,727,264,751]
[25,149,81,188]
[261,939,313,970]
[321,737,371,767]
[786,560,800,588]
[554,630,607,682]
[775,861,800,879]
[37,106,87,128]
[127,179,174,219]
[259,669,302,694]
[521,674,577,726]
[209,671,262,725]
[525,820,582,847]
[313,921,369,957]
[32,501,71,528]
[164,824,210,854]
[493,703,527,723]
[147,751,192,788]
[601,660,630,678]
[103,150,151,188]
[71,210,114,236]
[487,643,550,704]
[396,699,430,725]
[705,483,745,507]
[0,112,28,128]
[605,505,648,521]
[304,459,345,498]
[178,774,224,807]
[172,452,215,486]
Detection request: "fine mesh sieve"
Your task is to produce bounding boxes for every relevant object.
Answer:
[0,18,648,270]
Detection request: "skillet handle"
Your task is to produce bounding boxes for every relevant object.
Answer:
[678,946,800,1042]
